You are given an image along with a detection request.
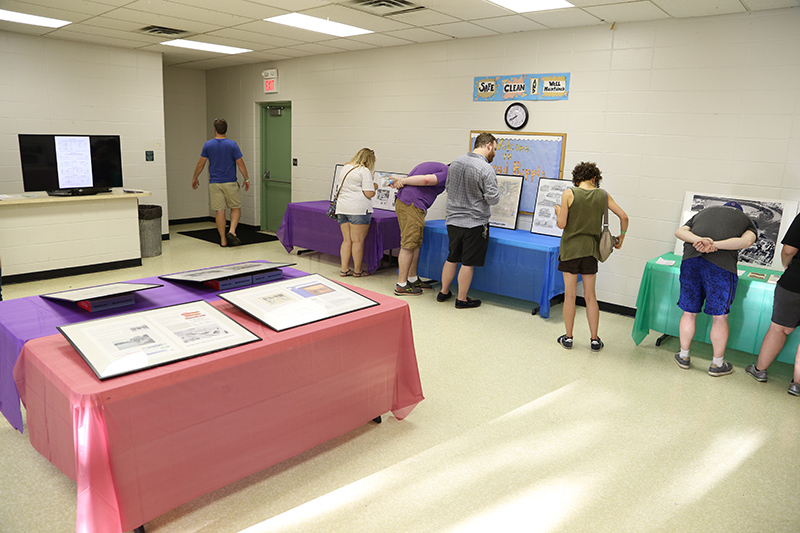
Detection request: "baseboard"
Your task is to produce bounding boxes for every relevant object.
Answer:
[574,296,636,317]
[3,259,143,285]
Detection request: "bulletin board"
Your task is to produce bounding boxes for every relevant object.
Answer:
[470,131,566,215]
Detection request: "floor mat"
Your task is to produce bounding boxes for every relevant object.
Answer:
[177,226,278,246]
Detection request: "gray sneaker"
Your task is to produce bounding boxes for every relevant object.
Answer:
[789,382,800,396]
[745,364,767,382]
[394,283,422,296]
[708,361,734,377]
[557,335,573,350]
[674,352,690,370]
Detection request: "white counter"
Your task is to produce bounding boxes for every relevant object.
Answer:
[0,190,151,278]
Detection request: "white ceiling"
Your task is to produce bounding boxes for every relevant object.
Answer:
[2,0,797,70]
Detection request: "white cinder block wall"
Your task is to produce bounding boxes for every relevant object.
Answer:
[0,31,169,235]
[187,8,799,309]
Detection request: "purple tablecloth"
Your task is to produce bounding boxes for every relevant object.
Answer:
[0,263,307,432]
[276,200,401,274]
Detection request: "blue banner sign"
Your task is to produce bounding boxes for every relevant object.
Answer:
[474,73,570,101]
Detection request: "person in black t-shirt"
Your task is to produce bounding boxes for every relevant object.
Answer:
[747,212,800,396]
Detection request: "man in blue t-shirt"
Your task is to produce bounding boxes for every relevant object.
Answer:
[191,118,251,247]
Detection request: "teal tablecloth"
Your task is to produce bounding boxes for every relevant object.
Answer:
[632,252,800,364]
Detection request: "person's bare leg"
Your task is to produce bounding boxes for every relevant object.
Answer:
[216,210,228,246]
[679,311,697,352]
[408,247,422,279]
[350,223,370,274]
[756,322,792,371]
[456,265,474,301]
[228,208,241,236]
[562,272,578,338]
[582,273,599,339]
[709,314,729,360]
[440,261,458,296]
[339,222,352,272]
[397,247,413,285]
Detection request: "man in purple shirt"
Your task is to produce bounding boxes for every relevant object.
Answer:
[390,162,449,296]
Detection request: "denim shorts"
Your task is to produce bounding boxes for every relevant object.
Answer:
[337,213,371,225]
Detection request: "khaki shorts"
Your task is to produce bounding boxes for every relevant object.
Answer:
[396,200,426,250]
[209,182,242,211]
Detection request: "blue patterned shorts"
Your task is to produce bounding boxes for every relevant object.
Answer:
[678,256,737,316]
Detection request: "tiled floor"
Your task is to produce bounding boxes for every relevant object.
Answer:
[1,223,798,532]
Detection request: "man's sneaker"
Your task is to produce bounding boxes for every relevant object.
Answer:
[436,290,452,302]
[410,278,433,290]
[674,352,690,370]
[557,335,573,349]
[590,337,604,352]
[455,297,481,309]
[745,364,767,382]
[708,361,734,377]
[789,382,800,396]
[394,283,422,296]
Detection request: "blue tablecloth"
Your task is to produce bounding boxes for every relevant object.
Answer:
[416,220,564,318]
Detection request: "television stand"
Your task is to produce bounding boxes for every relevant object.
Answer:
[47,188,110,197]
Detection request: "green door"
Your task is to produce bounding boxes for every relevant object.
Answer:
[260,103,292,232]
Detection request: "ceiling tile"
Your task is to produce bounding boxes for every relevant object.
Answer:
[473,15,548,33]
[427,21,499,39]
[583,1,672,23]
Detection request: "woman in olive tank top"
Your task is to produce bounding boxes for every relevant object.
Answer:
[553,162,629,352]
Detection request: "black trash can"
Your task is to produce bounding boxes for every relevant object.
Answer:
[138,204,162,258]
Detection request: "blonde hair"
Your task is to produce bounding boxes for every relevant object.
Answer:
[348,148,376,172]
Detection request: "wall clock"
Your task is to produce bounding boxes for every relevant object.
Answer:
[504,102,528,130]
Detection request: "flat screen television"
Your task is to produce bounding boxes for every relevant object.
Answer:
[18,134,124,196]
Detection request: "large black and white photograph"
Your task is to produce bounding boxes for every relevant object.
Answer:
[530,178,572,237]
[328,164,344,202]
[40,282,162,303]
[675,192,799,270]
[489,174,523,229]
[57,301,261,380]
[372,171,404,211]
[160,261,294,283]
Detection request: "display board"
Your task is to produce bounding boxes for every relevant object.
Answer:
[470,131,566,215]
[531,178,572,237]
[329,164,345,202]
[489,174,523,229]
[219,273,379,332]
[58,300,261,380]
[372,171,404,211]
[674,192,799,270]
[159,261,294,283]
[40,282,161,303]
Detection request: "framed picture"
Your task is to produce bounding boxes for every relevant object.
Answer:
[470,130,566,215]
[372,171,405,211]
[530,178,571,237]
[218,273,379,332]
[329,164,345,202]
[41,282,161,303]
[58,300,261,380]
[674,192,799,270]
[489,174,523,229]
[159,261,295,283]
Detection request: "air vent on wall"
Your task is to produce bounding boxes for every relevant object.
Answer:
[347,0,426,17]
[137,25,189,36]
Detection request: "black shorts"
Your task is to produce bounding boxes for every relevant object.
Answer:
[446,224,489,267]
[772,284,800,328]
[558,256,598,275]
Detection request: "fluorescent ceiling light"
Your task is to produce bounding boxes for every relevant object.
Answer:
[160,39,252,55]
[265,13,373,37]
[0,8,70,28]
[488,0,574,13]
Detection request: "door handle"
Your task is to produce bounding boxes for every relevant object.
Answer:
[263,169,291,185]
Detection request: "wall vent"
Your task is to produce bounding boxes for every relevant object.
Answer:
[137,25,189,36]
[347,0,425,17]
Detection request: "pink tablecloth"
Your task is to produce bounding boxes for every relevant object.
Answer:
[14,288,423,533]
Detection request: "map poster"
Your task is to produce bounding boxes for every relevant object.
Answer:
[489,174,523,229]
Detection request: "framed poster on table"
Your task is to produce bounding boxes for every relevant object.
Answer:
[159,261,295,283]
[372,171,405,211]
[470,130,566,215]
[57,300,261,380]
[674,192,799,270]
[329,164,345,202]
[41,282,162,302]
[219,273,379,332]
[530,178,571,237]
[489,174,523,229]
